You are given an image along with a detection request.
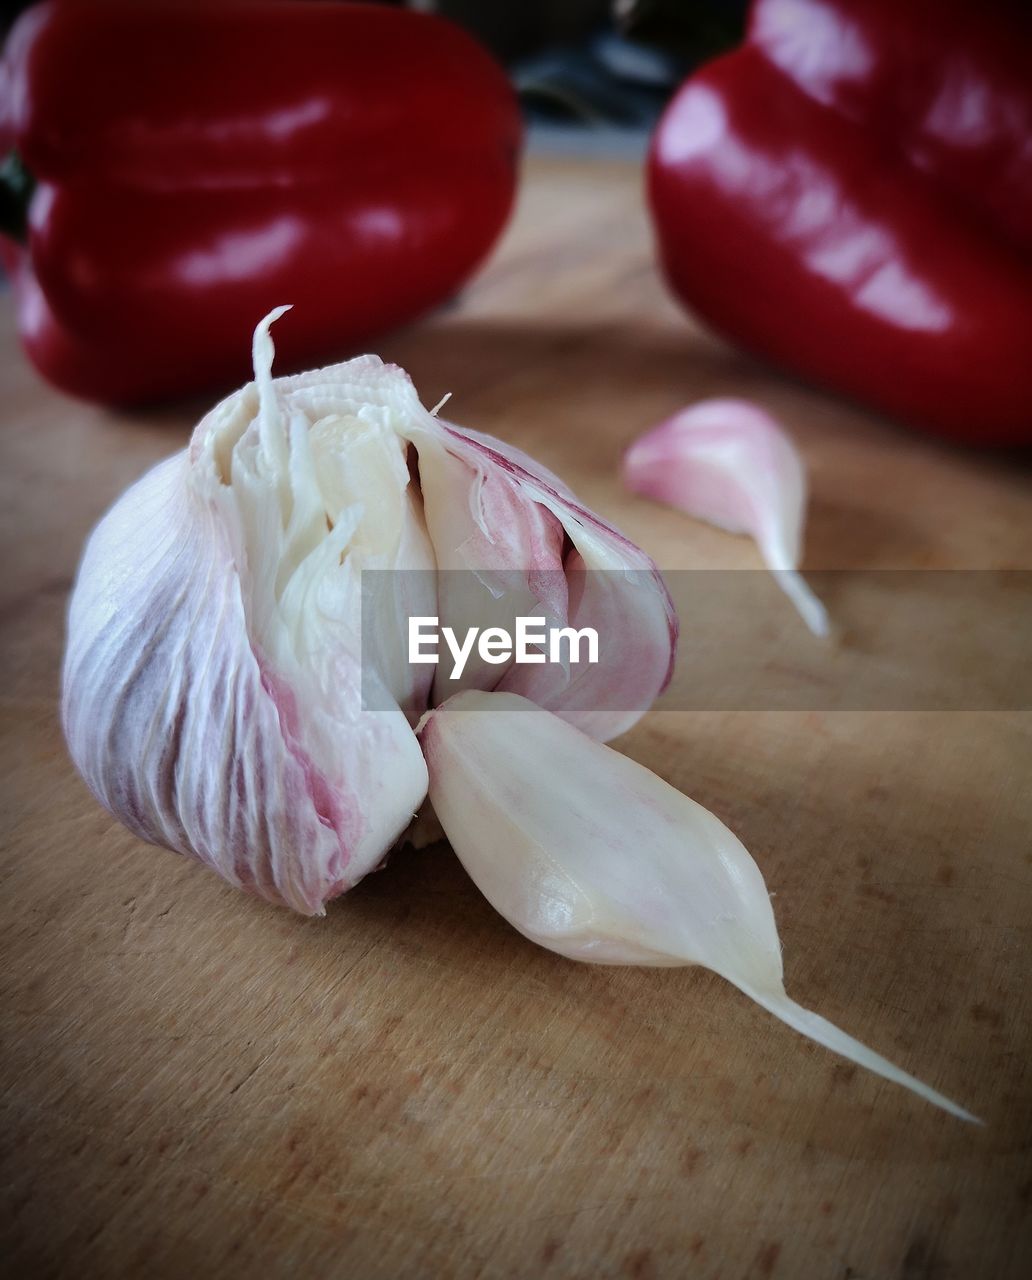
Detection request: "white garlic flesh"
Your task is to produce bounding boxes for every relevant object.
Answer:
[420,690,976,1121]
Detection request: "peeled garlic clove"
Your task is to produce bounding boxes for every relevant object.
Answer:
[622,399,829,638]
[420,690,976,1121]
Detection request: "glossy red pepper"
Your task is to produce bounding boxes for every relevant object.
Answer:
[0,1,521,404]
[649,0,1032,445]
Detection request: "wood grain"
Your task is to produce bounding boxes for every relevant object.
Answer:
[1,155,1030,1280]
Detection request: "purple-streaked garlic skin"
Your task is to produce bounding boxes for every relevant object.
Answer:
[622,398,829,637]
[62,310,677,912]
[63,447,428,917]
[430,423,679,740]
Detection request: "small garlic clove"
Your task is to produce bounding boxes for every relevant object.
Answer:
[420,690,977,1121]
[622,399,829,638]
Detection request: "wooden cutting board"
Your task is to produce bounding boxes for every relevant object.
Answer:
[1,154,1030,1280]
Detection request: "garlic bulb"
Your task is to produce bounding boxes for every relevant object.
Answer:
[62,308,676,914]
[420,690,976,1121]
[63,312,972,1120]
[622,399,830,637]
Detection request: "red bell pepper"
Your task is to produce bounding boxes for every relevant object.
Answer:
[0,1,521,405]
[649,0,1032,445]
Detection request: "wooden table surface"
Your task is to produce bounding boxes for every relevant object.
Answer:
[2,155,1030,1280]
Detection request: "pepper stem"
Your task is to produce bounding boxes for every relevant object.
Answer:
[0,151,34,243]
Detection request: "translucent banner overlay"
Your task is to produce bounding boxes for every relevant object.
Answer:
[360,569,1032,713]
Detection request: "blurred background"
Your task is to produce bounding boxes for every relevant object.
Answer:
[0,0,749,138]
[2,0,1027,439]
[417,0,748,136]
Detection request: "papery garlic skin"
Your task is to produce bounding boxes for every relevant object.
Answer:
[622,399,829,638]
[63,309,676,912]
[423,425,678,740]
[64,407,429,917]
[421,690,976,1120]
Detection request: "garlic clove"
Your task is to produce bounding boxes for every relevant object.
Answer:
[499,537,677,744]
[622,399,829,638]
[435,426,679,740]
[407,427,570,702]
[420,690,977,1121]
[305,413,437,725]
